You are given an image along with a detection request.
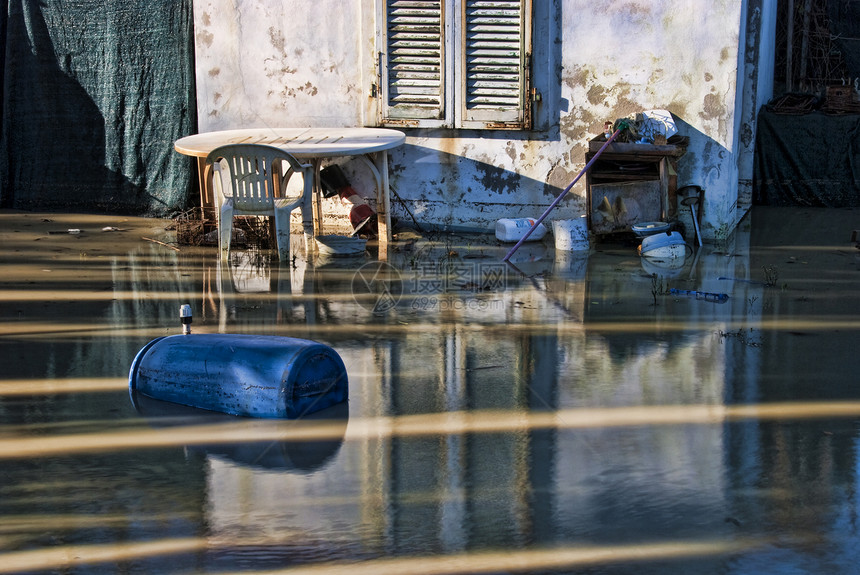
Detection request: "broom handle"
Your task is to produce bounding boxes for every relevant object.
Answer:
[503,129,622,262]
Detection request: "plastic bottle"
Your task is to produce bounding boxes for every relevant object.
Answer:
[495,218,548,242]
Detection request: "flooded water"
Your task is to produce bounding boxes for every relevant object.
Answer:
[1,206,860,574]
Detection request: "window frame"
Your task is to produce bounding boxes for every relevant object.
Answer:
[375,0,533,130]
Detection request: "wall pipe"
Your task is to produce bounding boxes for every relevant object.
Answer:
[503,128,622,262]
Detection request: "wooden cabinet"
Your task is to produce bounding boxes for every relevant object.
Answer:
[585,136,687,235]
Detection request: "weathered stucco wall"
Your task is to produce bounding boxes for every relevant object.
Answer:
[193,0,365,129]
[560,1,745,240]
[192,0,771,241]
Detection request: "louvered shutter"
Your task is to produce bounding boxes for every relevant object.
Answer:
[381,0,447,125]
[457,0,531,129]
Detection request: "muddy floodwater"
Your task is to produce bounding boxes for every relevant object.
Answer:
[1,206,859,574]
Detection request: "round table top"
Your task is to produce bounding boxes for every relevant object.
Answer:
[175,127,406,159]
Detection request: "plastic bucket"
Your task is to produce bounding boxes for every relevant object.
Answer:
[552,217,589,251]
[129,333,348,419]
[638,231,687,261]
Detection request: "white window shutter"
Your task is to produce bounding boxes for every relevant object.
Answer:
[457,0,531,129]
[380,0,448,126]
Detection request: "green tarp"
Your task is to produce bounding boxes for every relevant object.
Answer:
[754,108,860,207]
[0,0,196,216]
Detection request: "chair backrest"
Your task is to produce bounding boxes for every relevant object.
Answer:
[206,144,308,213]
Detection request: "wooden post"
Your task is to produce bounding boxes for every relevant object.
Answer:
[786,0,795,92]
[799,0,812,88]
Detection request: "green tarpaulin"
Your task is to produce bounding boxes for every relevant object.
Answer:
[754,108,860,207]
[0,0,196,216]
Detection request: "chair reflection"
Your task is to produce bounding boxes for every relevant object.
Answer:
[214,248,316,329]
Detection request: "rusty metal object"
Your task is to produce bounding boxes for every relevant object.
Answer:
[821,85,860,115]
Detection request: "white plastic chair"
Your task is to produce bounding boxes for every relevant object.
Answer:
[207,144,313,261]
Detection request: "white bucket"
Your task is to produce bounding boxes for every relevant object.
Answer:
[638,231,687,261]
[552,217,589,251]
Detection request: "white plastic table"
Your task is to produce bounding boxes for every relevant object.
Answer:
[175,127,406,251]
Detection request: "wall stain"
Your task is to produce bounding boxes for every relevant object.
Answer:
[546,163,574,194]
[701,93,725,120]
[475,163,521,195]
[300,82,318,96]
[545,161,586,207]
[680,71,694,88]
[569,141,587,164]
[208,67,220,78]
[701,140,724,185]
[667,98,690,120]
[268,27,286,56]
[587,84,607,106]
[563,65,592,89]
[198,29,214,48]
[559,105,599,141]
[610,93,640,119]
[559,113,577,139]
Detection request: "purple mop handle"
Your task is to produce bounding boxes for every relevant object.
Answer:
[503,129,621,262]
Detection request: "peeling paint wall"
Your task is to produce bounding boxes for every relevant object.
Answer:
[192,0,774,241]
[193,0,364,129]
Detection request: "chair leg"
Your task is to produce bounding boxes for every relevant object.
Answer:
[301,193,314,252]
[216,260,234,331]
[219,201,234,261]
[273,207,291,262]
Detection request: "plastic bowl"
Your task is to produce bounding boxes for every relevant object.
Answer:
[315,235,367,256]
[631,221,671,237]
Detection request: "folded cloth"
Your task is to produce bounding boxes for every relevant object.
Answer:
[636,109,677,143]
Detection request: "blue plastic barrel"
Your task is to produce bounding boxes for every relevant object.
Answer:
[129,334,348,419]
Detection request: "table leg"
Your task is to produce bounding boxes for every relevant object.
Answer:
[196,157,215,213]
[358,152,391,259]
[377,150,391,255]
[311,158,324,238]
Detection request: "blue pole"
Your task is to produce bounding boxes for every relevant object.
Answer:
[503,129,622,262]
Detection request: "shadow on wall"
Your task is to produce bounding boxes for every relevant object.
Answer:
[670,116,737,239]
[332,144,571,233]
[335,115,731,237]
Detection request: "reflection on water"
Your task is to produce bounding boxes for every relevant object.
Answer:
[1,207,859,574]
[130,393,350,472]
